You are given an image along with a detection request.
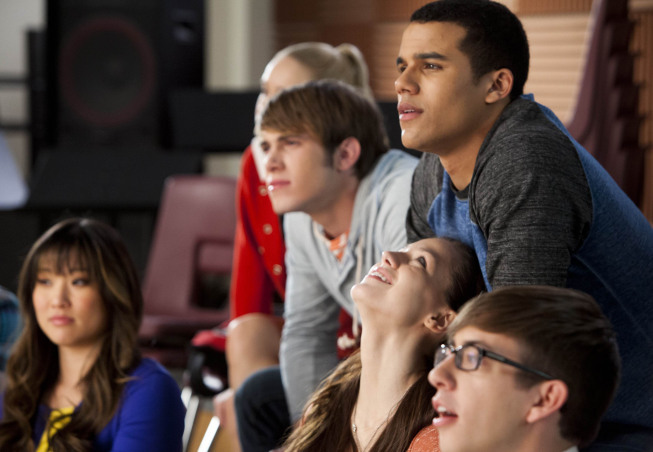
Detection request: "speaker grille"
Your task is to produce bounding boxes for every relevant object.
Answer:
[59,16,156,127]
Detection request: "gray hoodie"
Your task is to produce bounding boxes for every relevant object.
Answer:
[279,149,418,420]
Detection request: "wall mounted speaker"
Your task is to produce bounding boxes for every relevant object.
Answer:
[46,0,205,148]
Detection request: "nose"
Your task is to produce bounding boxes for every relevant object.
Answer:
[381,250,406,268]
[395,67,418,95]
[428,353,456,390]
[50,280,70,308]
[263,142,282,174]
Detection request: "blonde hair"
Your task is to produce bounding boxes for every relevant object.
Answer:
[271,42,373,100]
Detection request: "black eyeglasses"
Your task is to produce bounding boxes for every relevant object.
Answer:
[435,343,555,380]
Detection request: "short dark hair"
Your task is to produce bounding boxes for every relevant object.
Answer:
[440,237,486,312]
[448,286,620,447]
[260,80,389,179]
[411,0,529,100]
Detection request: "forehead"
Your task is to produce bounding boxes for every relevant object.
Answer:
[405,237,452,259]
[36,249,87,272]
[453,326,522,359]
[399,21,469,61]
[260,128,316,143]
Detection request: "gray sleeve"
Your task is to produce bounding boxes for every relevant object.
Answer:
[279,219,340,422]
[472,130,592,288]
[406,153,439,243]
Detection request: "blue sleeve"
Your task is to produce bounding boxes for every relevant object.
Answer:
[97,361,186,452]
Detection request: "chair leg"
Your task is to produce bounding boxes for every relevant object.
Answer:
[181,385,193,408]
[182,393,202,452]
[197,416,221,452]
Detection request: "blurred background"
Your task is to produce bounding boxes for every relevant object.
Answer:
[0,0,651,290]
[0,1,651,449]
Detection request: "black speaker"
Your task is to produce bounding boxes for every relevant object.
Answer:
[28,29,53,165]
[45,0,205,149]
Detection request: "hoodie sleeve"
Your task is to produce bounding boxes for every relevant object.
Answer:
[279,215,341,421]
[406,153,440,243]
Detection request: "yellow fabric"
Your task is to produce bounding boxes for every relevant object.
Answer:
[36,406,74,452]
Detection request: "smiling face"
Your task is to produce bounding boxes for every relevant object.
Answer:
[395,22,497,157]
[261,129,344,216]
[32,253,107,355]
[428,326,540,452]
[351,237,456,327]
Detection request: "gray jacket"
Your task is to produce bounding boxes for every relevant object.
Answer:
[279,150,418,420]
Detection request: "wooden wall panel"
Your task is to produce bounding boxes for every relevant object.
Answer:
[275,0,319,23]
[274,24,319,52]
[521,13,590,121]
[317,0,374,24]
[516,0,592,14]
[376,0,430,21]
[631,8,653,219]
[319,24,374,64]
[371,24,407,99]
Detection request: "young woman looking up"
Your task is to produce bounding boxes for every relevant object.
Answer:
[283,237,484,452]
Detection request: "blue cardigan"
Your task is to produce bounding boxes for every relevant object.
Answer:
[1,358,186,451]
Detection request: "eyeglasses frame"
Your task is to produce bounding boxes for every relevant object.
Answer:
[435,343,556,381]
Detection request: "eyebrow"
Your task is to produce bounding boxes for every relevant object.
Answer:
[260,132,309,145]
[396,51,448,66]
[450,339,485,348]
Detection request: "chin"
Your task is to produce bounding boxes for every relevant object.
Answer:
[269,200,293,215]
[400,134,420,153]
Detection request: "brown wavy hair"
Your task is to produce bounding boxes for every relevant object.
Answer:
[283,238,484,451]
[0,218,143,452]
[261,80,389,180]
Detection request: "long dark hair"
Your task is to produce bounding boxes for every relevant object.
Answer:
[283,351,435,452]
[283,238,484,451]
[0,218,143,452]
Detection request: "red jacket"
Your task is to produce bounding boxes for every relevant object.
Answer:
[229,145,286,318]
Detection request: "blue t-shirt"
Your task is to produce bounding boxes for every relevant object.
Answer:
[1,358,186,452]
[407,95,653,429]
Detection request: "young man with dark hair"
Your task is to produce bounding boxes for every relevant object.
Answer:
[430,286,620,452]
[234,80,418,451]
[397,1,653,450]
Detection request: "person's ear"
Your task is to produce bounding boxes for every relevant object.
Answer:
[525,380,569,424]
[425,310,456,333]
[334,137,361,172]
[485,68,513,104]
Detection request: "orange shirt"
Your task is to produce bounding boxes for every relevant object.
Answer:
[407,425,440,452]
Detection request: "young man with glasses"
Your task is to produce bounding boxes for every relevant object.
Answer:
[429,286,620,452]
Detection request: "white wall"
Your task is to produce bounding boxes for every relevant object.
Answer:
[206,0,273,90]
[0,0,43,179]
